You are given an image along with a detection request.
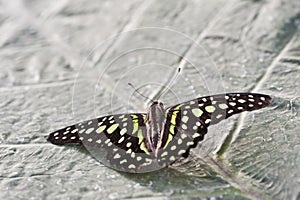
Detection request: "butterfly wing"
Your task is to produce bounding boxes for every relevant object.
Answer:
[157,93,272,164]
[47,113,161,172]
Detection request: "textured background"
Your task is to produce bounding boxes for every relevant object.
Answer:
[0,0,300,199]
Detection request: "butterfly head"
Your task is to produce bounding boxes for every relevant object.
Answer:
[150,101,164,109]
[147,101,165,120]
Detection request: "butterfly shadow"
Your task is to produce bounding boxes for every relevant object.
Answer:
[117,156,229,196]
[75,147,228,195]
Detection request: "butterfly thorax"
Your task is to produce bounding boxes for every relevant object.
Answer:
[146,101,166,155]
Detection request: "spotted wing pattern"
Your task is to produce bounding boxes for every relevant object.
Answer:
[47,92,272,172]
[47,113,159,172]
[157,93,272,164]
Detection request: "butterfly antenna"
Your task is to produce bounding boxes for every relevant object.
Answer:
[156,67,181,100]
[128,83,154,103]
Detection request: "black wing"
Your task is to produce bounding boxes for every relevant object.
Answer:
[46,113,161,173]
[156,93,272,164]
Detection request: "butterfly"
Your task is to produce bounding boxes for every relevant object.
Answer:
[46,93,272,173]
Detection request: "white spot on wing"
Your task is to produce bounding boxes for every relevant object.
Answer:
[177,138,183,144]
[193,133,201,138]
[205,119,211,124]
[128,164,136,169]
[182,116,189,123]
[182,124,188,130]
[114,153,121,159]
[71,129,78,133]
[161,152,168,157]
[118,136,125,143]
[216,114,223,119]
[120,128,127,135]
[119,115,125,119]
[98,121,103,126]
[79,129,86,134]
[229,102,236,106]
[96,139,101,144]
[85,128,94,134]
[178,150,186,155]
[126,142,132,148]
[63,131,69,135]
[120,159,127,164]
[238,99,246,103]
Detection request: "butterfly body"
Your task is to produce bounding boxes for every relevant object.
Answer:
[145,101,165,155]
[46,93,272,173]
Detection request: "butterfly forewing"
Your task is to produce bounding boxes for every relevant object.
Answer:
[47,113,162,172]
[158,93,272,161]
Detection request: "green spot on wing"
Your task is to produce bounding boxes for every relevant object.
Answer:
[170,124,175,135]
[96,125,106,133]
[219,103,228,109]
[140,142,150,155]
[164,133,173,149]
[169,156,176,161]
[85,128,94,134]
[132,121,138,134]
[107,124,119,134]
[205,105,216,113]
[170,111,179,124]
[192,108,203,117]
[137,129,143,144]
[181,116,189,123]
